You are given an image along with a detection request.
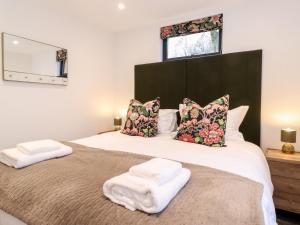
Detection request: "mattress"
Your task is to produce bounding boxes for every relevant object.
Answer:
[0,131,277,225]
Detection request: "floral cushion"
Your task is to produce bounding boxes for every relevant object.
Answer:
[121,98,160,137]
[175,95,229,147]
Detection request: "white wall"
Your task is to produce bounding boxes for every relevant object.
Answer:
[0,0,115,148]
[114,0,300,150]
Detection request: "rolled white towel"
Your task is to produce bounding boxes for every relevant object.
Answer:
[103,168,191,213]
[17,139,62,155]
[0,145,72,169]
[129,158,182,185]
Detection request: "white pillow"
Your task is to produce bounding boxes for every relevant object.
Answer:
[225,130,245,142]
[225,106,249,142]
[158,109,178,134]
[179,104,185,117]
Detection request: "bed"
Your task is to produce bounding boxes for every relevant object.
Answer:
[0,50,277,225]
[75,131,276,225]
[0,132,276,225]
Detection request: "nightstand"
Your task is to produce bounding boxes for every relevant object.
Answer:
[265,148,300,214]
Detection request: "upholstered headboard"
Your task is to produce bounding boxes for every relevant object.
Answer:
[135,50,262,146]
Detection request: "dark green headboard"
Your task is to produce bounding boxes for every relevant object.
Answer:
[135,50,262,146]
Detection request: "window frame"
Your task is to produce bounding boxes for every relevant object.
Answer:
[162,29,223,61]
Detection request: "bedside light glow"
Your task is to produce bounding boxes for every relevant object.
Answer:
[282,128,296,132]
[118,3,125,10]
[12,40,19,45]
[270,112,300,126]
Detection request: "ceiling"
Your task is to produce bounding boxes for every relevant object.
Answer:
[31,0,224,32]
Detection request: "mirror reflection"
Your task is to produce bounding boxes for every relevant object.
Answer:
[2,33,68,85]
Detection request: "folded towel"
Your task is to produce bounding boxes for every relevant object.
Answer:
[17,139,61,155]
[0,149,14,167]
[0,145,72,169]
[103,168,191,213]
[129,158,182,185]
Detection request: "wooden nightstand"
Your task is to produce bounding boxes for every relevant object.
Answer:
[265,148,300,214]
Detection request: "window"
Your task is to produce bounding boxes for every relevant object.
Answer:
[164,30,221,60]
[161,14,223,61]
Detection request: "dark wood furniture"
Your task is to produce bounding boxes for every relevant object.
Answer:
[277,209,300,225]
[135,50,262,146]
[266,149,300,214]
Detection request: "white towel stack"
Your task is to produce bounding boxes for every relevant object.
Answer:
[103,158,191,214]
[0,140,72,169]
[129,158,183,185]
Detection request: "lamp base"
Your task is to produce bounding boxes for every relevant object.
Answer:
[114,126,121,131]
[282,143,295,154]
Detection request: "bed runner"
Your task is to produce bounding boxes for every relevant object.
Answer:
[0,142,264,225]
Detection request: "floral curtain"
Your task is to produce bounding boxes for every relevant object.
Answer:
[160,14,223,40]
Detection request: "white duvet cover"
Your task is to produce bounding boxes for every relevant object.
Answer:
[73,131,277,225]
[0,131,277,225]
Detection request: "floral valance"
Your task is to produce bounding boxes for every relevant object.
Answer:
[160,14,223,40]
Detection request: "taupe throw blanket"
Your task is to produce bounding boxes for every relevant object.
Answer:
[0,142,265,225]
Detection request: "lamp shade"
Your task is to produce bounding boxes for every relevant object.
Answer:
[281,128,296,143]
[114,117,122,126]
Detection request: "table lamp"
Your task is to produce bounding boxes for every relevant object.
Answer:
[114,117,122,131]
[281,128,296,154]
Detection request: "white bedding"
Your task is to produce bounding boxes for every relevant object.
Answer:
[73,131,277,225]
[0,131,277,225]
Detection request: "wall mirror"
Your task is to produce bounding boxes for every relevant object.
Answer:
[2,33,68,85]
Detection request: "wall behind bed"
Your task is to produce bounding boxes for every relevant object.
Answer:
[0,0,115,148]
[114,0,300,150]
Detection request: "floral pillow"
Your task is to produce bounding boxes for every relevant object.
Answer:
[121,97,160,137]
[175,95,229,147]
